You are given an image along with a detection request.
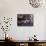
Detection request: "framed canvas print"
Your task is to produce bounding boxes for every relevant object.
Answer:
[17,14,33,26]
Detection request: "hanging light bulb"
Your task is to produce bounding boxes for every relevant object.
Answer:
[29,0,44,8]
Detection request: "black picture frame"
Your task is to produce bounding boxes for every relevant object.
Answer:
[17,14,33,26]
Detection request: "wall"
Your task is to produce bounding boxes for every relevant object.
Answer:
[0,0,46,40]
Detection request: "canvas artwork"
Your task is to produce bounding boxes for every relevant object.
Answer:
[17,14,33,26]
